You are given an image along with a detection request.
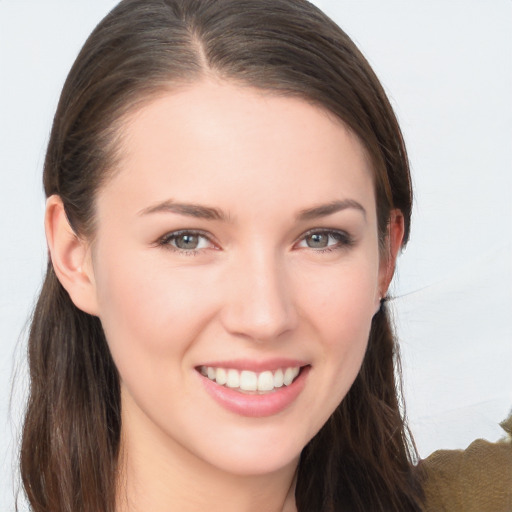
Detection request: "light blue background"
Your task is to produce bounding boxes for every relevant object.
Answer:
[1,1,511,509]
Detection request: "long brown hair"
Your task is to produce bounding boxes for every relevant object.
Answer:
[20,1,423,510]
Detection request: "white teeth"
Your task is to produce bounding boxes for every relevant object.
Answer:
[200,365,302,392]
[216,367,227,385]
[226,369,239,388]
[283,367,295,386]
[273,368,284,388]
[257,371,274,391]
[240,370,257,391]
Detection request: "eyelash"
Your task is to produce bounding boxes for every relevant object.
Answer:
[157,230,214,256]
[156,228,354,255]
[297,228,354,253]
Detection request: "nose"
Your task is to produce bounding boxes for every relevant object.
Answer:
[220,249,298,342]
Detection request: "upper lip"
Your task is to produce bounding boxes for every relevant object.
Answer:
[196,358,309,372]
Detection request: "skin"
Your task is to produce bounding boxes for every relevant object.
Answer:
[46,79,404,512]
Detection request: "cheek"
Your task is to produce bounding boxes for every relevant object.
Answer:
[296,256,378,407]
[92,244,218,372]
[299,255,379,340]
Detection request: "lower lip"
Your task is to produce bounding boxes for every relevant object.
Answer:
[198,366,310,418]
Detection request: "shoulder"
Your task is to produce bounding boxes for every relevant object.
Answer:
[420,416,512,512]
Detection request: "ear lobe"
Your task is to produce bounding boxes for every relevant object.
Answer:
[45,195,99,316]
[378,209,405,299]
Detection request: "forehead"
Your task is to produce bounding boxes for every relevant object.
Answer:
[98,79,376,221]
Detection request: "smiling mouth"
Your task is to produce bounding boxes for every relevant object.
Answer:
[198,365,304,394]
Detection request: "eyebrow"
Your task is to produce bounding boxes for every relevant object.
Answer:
[297,199,366,221]
[138,198,366,222]
[138,200,228,221]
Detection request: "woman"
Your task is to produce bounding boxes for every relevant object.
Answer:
[20,0,424,510]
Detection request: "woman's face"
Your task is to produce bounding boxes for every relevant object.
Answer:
[89,80,387,476]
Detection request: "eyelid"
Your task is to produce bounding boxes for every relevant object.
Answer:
[155,227,353,254]
[294,228,354,250]
[156,229,218,253]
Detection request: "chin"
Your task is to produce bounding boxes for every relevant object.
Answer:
[191,424,308,477]
[208,448,300,477]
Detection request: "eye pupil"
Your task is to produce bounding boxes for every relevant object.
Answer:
[307,233,328,248]
[175,234,199,250]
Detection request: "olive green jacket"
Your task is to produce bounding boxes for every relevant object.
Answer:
[422,415,512,512]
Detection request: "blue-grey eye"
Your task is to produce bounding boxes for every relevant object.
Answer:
[160,231,211,251]
[174,233,201,250]
[305,232,330,248]
[298,230,351,251]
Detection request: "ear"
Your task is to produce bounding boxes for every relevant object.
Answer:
[45,195,99,316]
[377,209,405,303]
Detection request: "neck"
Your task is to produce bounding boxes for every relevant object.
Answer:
[116,405,298,512]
